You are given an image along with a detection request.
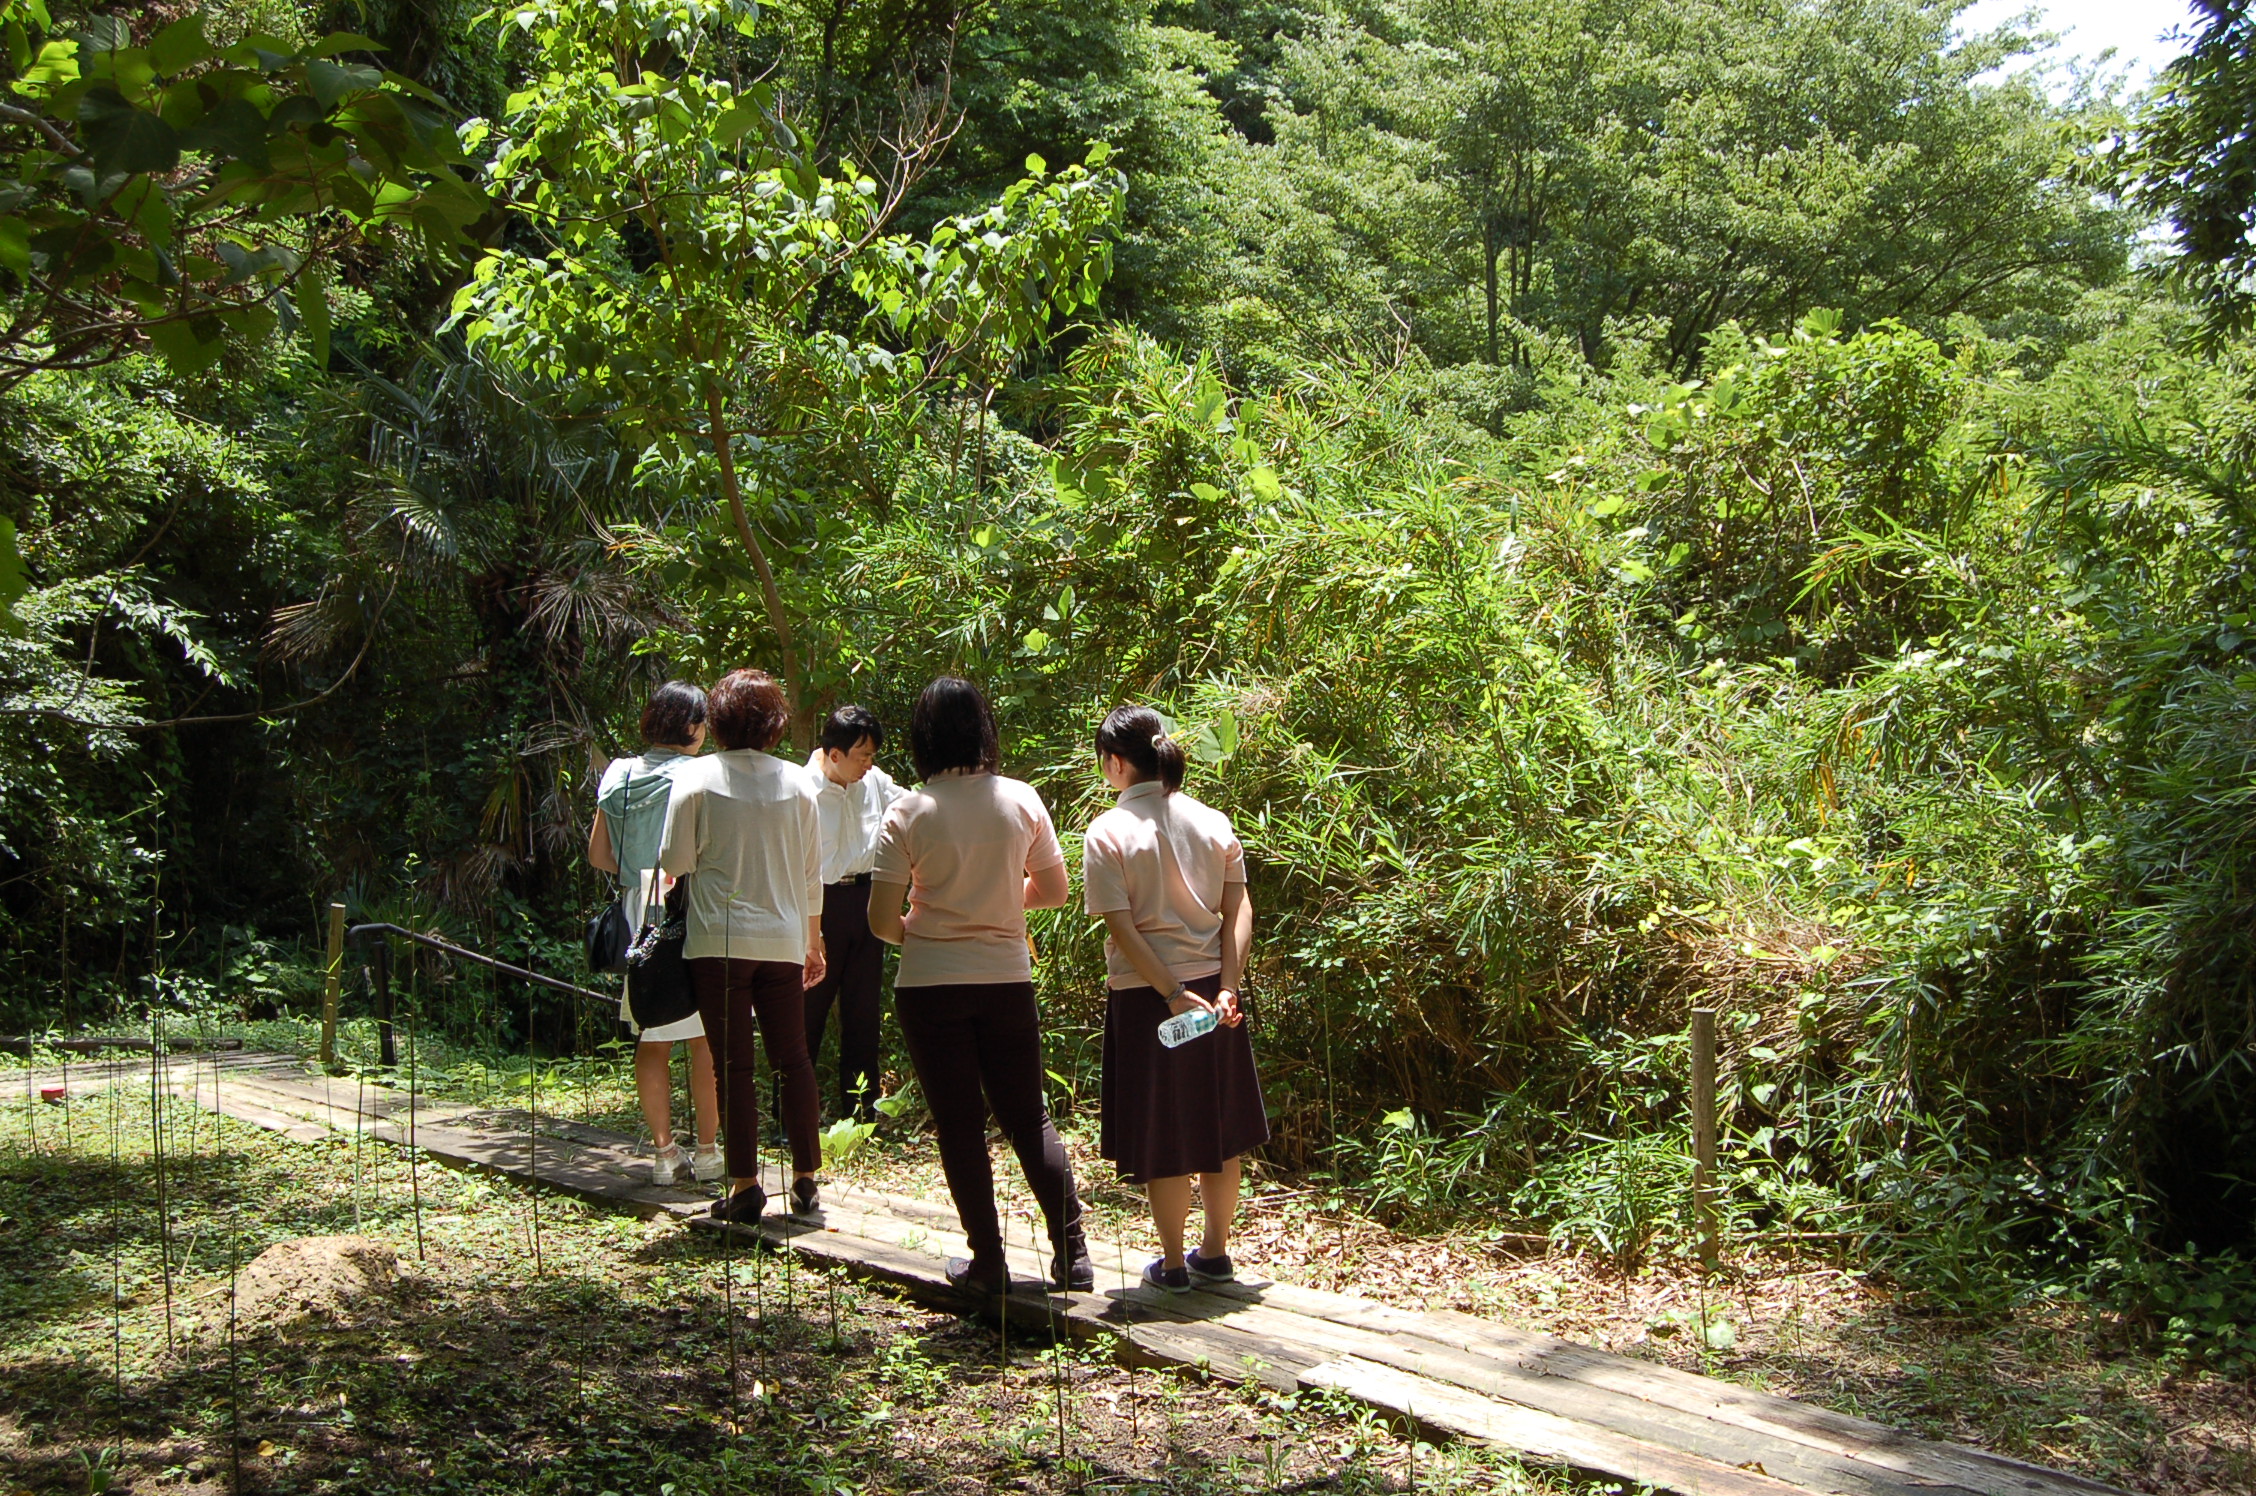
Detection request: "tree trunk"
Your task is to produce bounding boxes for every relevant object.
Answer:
[1483,215,1501,367]
[703,377,801,708]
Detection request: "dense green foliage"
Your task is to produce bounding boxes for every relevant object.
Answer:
[3,0,2250,1359]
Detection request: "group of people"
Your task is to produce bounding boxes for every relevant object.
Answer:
[587,670,1268,1295]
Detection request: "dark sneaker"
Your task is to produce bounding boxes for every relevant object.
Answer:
[1185,1247,1235,1284]
[1051,1244,1095,1293]
[945,1256,1010,1294]
[711,1185,767,1227]
[1142,1259,1191,1294]
[790,1178,820,1216]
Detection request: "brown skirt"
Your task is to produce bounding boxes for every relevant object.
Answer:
[1100,973,1271,1185]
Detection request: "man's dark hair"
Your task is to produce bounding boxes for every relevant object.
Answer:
[640,680,708,748]
[707,669,792,752]
[908,675,999,779]
[819,704,884,755]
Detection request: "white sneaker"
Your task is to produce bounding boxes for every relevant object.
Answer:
[690,1144,725,1182]
[649,1142,688,1185]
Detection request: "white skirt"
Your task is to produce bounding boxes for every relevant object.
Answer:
[619,990,705,1044]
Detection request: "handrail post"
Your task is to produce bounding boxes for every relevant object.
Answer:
[319,901,346,1072]
[1691,1007,1719,1271]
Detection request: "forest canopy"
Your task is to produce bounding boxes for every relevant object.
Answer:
[2,0,2252,1361]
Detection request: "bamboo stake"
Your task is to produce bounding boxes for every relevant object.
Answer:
[1118,1223,1138,1445]
[353,1071,366,1233]
[149,1008,175,1351]
[227,1205,242,1496]
[1691,1007,1719,1271]
[527,975,543,1277]
[109,1055,124,1427]
[720,918,742,1429]
[23,1053,42,1156]
[1046,1206,1070,1480]
[407,947,424,1261]
[826,1253,841,1350]
[319,901,346,1070]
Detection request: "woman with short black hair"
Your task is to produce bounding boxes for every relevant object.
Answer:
[1083,704,1267,1293]
[589,680,721,1186]
[868,675,1091,1292]
[660,668,826,1225]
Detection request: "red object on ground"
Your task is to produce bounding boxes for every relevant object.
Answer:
[39,1084,65,1104]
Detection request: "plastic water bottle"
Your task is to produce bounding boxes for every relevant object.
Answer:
[1157,1006,1217,1049]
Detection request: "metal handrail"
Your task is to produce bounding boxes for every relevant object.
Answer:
[346,922,616,1007]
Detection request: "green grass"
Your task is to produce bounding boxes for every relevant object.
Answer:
[0,1053,1581,1495]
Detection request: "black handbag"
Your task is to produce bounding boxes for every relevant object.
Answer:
[626,878,698,1030]
[586,898,632,974]
[588,761,638,974]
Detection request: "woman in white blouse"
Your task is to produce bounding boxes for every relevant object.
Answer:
[659,669,827,1226]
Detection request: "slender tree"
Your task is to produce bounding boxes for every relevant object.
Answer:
[452,0,1122,710]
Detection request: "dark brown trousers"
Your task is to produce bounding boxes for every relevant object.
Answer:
[690,956,822,1180]
[894,979,1083,1267]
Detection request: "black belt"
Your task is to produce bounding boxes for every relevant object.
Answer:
[829,872,872,887]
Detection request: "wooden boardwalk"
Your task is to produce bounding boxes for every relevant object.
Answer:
[15,1052,2125,1496]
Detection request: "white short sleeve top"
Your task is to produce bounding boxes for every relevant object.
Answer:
[658,750,823,963]
[872,770,1064,988]
[1081,782,1246,990]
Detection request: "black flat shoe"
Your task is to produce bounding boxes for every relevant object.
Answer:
[790,1178,820,1216]
[1051,1247,1095,1293]
[945,1256,1010,1294]
[711,1185,767,1226]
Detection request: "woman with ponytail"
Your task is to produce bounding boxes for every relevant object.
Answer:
[1082,705,1268,1292]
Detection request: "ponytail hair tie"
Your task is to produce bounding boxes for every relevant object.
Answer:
[1151,731,1168,747]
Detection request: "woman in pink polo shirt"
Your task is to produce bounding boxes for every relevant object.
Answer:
[868,676,1092,1294]
[1083,704,1268,1294]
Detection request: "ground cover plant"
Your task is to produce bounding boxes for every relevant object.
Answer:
[0,1042,1598,1495]
[4,1025,2249,1494]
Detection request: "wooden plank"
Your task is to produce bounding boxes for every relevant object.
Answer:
[1043,1272,1875,1495]
[687,1213,1318,1392]
[1,1036,244,1056]
[1305,1354,1816,1496]
[797,1194,2114,1496]
[161,1080,331,1145]
[1211,1287,2123,1496]
[159,1052,2126,1496]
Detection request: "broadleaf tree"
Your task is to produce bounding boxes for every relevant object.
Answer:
[0,0,490,633]
[0,0,489,382]
[450,0,1124,711]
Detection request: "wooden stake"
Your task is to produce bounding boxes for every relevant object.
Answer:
[1691,1006,1719,1271]
[319,901,346,1070]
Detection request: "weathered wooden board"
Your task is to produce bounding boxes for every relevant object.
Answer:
[133,1053,2126,1496]
[1302,1354,1817,1496]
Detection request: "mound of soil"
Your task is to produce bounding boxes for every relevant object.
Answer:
[226,1235,406,1333]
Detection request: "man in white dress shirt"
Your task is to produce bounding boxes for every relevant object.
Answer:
[803,705,906,1121]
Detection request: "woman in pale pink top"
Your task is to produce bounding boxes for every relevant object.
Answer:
[1083,704,1267,1295]
[868,676,1092,1294]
